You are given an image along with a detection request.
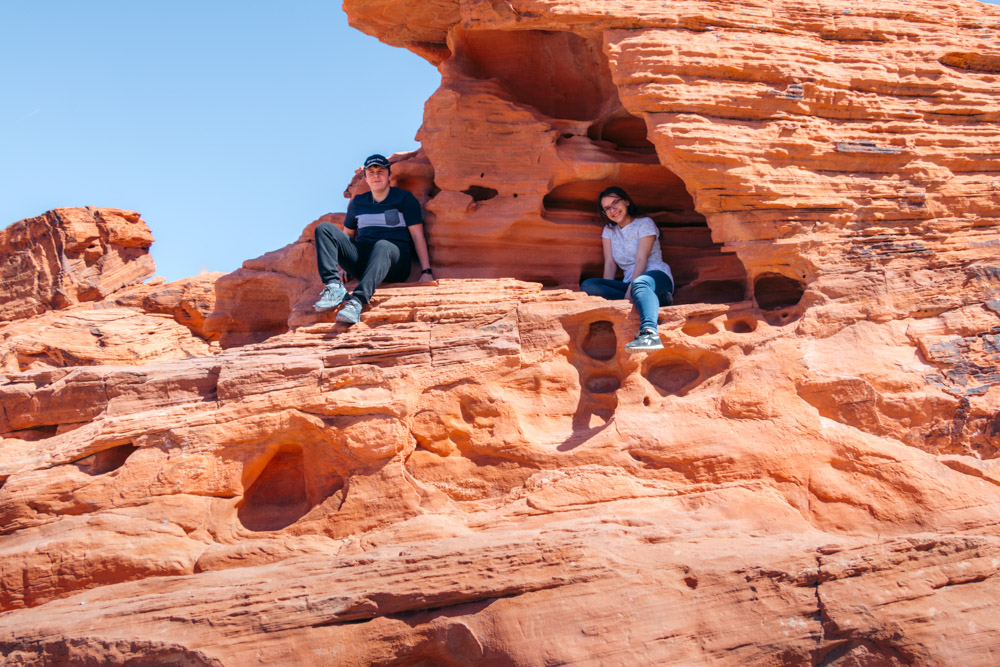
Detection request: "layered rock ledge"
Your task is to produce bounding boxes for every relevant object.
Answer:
[3,0,1000,664]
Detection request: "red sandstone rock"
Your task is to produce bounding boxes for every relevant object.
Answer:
[111,272,224,341]
[0,208,154,321]
[3,0,1000,665]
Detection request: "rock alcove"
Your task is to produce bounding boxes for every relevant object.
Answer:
[422,27,754,307]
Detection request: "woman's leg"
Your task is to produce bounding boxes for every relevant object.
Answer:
[581,277,629,300]
[630,271,673,332]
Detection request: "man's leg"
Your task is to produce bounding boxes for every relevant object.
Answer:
[351,240,409,305]
[315,223,367,311]
[315,222,365,282]
[581,277,629,300]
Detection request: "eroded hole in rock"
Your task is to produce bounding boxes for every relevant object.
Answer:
[455,29,618,121]
[582,321,617,361]
[238,445,329,532]
[73,443,138,476]
[588,114,656,154]
[585,374,622,394]
[646,358,701,396]
[462,185,498,202]
[762,308,801,327]
[681,320,719,337]
[5,425,60,442]
[754,273,805,310]
[725,316,758,334]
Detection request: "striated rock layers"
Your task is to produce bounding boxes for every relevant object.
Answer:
[3,0,1000,664]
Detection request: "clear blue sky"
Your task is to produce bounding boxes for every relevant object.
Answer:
[3,3,999,282]
[1,1,440,282]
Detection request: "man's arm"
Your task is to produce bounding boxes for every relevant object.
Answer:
[408,224,434,282]
[343,197,359,239]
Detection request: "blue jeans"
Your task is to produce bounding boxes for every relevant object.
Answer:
[581,270,674,332]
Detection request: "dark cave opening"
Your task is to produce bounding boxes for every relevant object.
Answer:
[754,273,806,310]
[463,185,499,202]
[238,445,336,532]
[543,174,749,306]
[588,114,657,154]
[455,29,619,121]
[73,443,138,476]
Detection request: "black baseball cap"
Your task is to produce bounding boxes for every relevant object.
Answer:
[363,154,390,170]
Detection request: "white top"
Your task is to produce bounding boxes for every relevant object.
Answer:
[601,216,673,283]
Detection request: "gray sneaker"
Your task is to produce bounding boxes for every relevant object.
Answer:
[625,328,663,352]
[314,281,347,311]
[336,297,363,325]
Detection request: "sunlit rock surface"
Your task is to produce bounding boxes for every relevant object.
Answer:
[3,0,1000,664]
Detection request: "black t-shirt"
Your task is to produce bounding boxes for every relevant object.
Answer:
[344,186,423,245]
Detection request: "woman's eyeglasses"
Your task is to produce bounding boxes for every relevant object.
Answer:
[602,198,623,214]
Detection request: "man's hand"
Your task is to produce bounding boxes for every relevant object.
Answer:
[419,271,435,283]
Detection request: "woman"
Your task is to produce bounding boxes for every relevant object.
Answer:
[581,186,674,352]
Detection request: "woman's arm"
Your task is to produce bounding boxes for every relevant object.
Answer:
[626,234,657,301]
[602,238,617,280]
[408,223,434,282]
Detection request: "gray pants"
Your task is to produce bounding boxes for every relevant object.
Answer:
[315,222,411,305]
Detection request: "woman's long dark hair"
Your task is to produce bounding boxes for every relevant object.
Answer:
[597,186,640,227]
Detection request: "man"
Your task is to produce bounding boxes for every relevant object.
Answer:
[313,154,434,324]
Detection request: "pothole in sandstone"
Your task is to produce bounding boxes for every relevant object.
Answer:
[646,358,701,395]
[754,273,806,326]
[645,351,730,397]
[237,445,344,532]
[581,321,617,361]
[754,273,806,310]
[725,315,758,334]
[585,374,622,394]
[462,185,498,202]
[72,443,138,476]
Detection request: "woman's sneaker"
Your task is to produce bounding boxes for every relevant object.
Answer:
[625,328,663,352]
[314,281,347,311]
[336,297,363,325]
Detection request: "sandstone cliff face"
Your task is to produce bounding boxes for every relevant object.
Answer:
[3,0,1000,665]
[0,208,155,322]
